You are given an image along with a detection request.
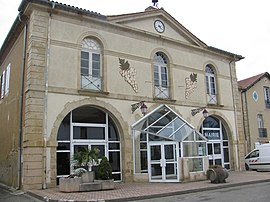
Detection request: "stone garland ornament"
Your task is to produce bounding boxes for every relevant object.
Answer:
[185,73,197,99]
[118,58,138,93]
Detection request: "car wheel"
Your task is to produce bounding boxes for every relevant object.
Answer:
[245,163,249,171]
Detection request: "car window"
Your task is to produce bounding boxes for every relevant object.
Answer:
[246,150,259,159]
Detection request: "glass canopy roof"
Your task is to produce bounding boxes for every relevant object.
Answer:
[131,105,207,142]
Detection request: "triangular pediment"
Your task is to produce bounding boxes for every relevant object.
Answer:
[107,7,207,48]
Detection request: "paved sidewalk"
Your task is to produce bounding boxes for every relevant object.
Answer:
[27,171,270,202]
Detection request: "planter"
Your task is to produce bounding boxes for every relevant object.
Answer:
[59,177,82,192]
[206,167,229,183]
[95,179,115,190]
[81,171,95,183]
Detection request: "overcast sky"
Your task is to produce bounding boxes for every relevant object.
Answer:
[1,0,269,80]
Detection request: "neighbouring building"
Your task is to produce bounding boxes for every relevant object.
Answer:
[0,0,245,191]
[238,72,270,152]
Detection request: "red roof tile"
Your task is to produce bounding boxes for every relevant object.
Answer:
[238,72,270,90]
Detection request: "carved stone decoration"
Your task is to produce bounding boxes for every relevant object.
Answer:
[185,73,197,99]
[118,58,138,93]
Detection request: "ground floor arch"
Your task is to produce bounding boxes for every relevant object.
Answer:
[200,115,231,169]
[56,105,122,183]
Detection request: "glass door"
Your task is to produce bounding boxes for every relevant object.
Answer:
[207,142,223,166]
[149,142,179,182]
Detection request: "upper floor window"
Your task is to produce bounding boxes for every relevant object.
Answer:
[257,114,267,138]
[80,38,102,91]
[0,63,11,99]
[205,64,217,104]
[264,87,270,108]
[154,52,169,99]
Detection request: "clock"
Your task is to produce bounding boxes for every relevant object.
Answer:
[154,20,165,33]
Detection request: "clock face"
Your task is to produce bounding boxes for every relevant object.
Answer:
[154,20,165,33]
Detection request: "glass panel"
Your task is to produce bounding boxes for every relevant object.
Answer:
[140,151,148,172]
[151,164,162,179]
[81,51,89,59]
[108,118,119,141]
[72,107,106,124]
[215,159,222,166]
[183,142,206,157]
[207,143,213,155]
[213,143,221,154]
[224,148,229,163]
[223,141,229,147]
[81,60,89,68]
[222,126,228,140]
[140,143,147,150]
[57,114,70,141]
[209,159,213,166]
[73,127,105,140]
[203,116,220,128]
[224,164,230,170]
[109,151,120,172]
[109,143,120,150]
[91,145,105,159]
[165,163,177,179]
[57,152,70,175]
[151,145,161,161]
[57,143,70,151]
[164,145,174,160]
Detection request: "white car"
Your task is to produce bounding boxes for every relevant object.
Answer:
[245,143,270,171]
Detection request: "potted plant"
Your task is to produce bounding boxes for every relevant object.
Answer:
[72,147,100,182]
[96,156,115,190]
[206,165,229,183]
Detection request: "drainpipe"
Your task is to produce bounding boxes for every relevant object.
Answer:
[18,12,28,190]
[42,2,55,189]
[243,91,251,151]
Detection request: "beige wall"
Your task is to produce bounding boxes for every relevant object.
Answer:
[0,30,25,188]
[0,2,245,190]
[241,77,270,151]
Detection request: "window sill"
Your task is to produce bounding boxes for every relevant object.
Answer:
[153,97,176,103]
[78,89,109,96]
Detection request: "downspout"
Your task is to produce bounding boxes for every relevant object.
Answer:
[229,58,240,170]
[18,13,28,190]
[42,2,55,189]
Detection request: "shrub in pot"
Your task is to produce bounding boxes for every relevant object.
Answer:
[96,156,114,190]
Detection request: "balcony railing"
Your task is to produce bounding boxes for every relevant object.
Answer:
[258,128,267,138]
[81,74,102,91]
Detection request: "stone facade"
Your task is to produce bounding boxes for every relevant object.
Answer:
[0,0,245,190]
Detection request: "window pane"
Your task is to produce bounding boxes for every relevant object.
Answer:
[57,152,70,175]
[108,118,119,141]
[57,143,70,150]
[81,51,89,59]
[57,114,70,141]
[213,143,221,154]
[72,107,106,123]
[109,151,120,172]
[81,59,89,68]
[73,127,105,140]
[140,151,148,171]
[109,143,120,150]
[91,145,105,159]
[92,53,100,61]
[224,148,229,162]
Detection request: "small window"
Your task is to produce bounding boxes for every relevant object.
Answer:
[205,64,217,104]
[264,87,270,108]
[153,52,169,99]
[1,70,6,99]
[258,114,267,138]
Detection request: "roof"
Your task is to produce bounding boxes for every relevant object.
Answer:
[238,72,270,91]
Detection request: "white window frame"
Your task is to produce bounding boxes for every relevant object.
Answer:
[205,65,217,104]
[154,52,169,99]
[264,87,270,107]
[257,114,264,129]
[5,64,10,96]
[1,70,5,99]
[81,38,102,91]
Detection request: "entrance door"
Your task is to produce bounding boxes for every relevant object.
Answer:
[207,142,223,166]
[149,142,179,182]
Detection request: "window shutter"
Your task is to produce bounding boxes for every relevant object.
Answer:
[5,64,10,95]
[1,70,5,98]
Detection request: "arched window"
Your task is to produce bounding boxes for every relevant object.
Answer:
[154,52,169,98]
[205,64,217,104]
[56,106,121,184]
[200,116,230,169]
[81,38,102,91]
